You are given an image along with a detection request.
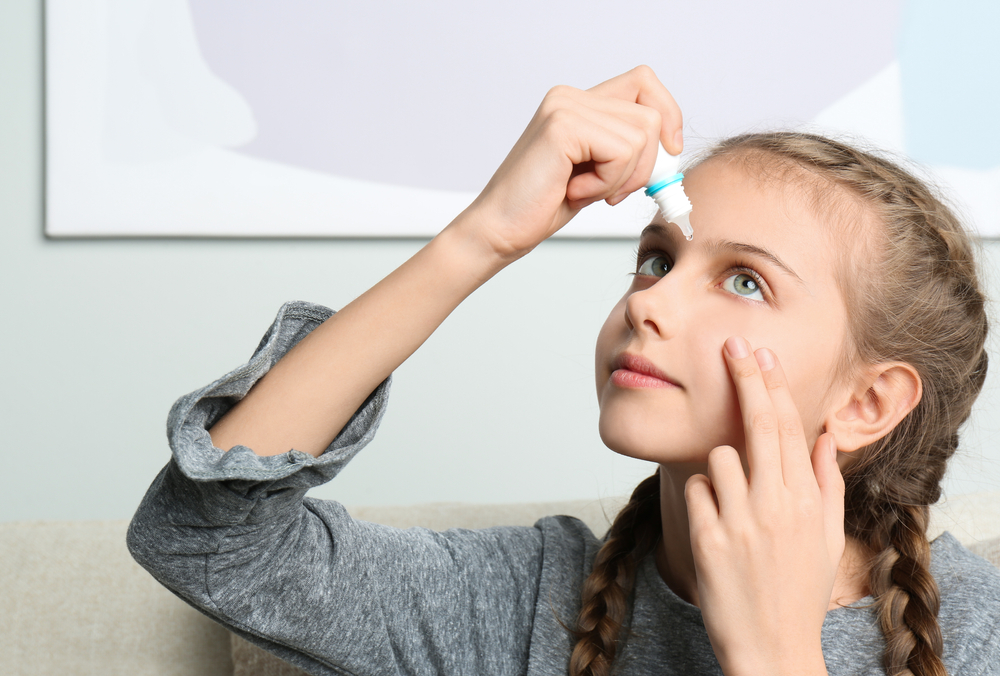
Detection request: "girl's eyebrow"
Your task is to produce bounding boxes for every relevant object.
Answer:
[705,238,806,287]
[638,224,806,288]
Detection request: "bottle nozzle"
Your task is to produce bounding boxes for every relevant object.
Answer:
[645,144,694,241]
[671,212,693,241]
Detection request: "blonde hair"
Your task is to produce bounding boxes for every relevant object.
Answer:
[570,132,989,676]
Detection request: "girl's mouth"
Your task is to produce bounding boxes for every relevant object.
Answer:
[611,353,682,389]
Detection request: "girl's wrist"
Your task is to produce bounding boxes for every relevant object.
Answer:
[438,202,532,281]
[423,217,511,301]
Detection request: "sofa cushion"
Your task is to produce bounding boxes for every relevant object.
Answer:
[969,536,1000,568]
[232,634,307,676]
[0,520,233,676]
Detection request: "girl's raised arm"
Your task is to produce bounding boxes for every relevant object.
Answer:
[209,66,684,458]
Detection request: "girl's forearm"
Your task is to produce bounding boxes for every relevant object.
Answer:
[208,212,508,458]
[208,67,685,459]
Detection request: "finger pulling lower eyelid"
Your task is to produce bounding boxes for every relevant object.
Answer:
[756,348,776,371]
[724,336,750,359]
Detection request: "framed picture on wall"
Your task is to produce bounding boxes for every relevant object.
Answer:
[45,0,1000,238]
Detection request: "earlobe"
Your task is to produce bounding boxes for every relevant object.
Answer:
[825,363,922,454]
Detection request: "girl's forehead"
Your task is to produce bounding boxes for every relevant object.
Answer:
[672,159,853,282]
[684,154,873,237]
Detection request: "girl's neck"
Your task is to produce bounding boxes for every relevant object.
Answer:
[654,463,702,606]
[654,463,872,611]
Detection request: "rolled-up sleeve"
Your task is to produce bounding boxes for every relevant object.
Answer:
[127,301,546,676]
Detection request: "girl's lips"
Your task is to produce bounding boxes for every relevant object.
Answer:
[611,353,681,389]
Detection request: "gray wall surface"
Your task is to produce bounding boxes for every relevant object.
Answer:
[2,0,998,522]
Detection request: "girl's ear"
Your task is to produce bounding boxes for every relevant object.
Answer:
[825,363,923,453]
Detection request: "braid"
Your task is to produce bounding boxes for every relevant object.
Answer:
[569,471,661,676]
[867,503,945,676]
[843,410,957,676]
[707,132,988,676]
[572,133,987,674]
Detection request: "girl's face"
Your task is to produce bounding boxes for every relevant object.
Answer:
[595,158,855,464]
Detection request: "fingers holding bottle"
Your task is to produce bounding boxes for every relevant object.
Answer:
[456,66,684,265]
[588,65,684,202]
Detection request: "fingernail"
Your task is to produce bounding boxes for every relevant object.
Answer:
[755,348,775,371]
[673,129,684,154]
[725,336,749,359]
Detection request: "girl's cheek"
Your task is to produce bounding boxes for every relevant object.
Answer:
[596,302,625,343]
[594,297,630,378]
[697,310,758,355]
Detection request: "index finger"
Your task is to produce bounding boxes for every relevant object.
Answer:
[588,65,684,155]
[724,336,783,486]
[754,347,814,487]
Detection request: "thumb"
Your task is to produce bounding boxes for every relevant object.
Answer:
[812,432,846,566]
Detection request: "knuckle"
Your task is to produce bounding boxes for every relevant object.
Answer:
[543,105,573,126]
[735,524,758,549]
[779,416,801,438]
[538,88,574,117]
[539,108,576,140]
[750,411,777,435]
[640,104,661,128]
[624,124,647,151]
[757,518,780,540]
[545,84,576,100]
[757,508,790,534]
[735,365,758,380]
[643,110,662,141]
[765,377,785,391]
[631,64,656,81]
[609,133,633,156]
[795,494,821,520]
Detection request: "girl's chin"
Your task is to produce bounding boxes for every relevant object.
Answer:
[599,426,708,465]
[597,399,748,465]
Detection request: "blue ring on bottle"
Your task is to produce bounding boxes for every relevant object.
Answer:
[645,172,684,197]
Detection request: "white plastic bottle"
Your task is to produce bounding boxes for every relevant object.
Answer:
[645,143,693,240]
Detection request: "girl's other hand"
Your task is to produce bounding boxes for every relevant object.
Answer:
[455,65,683,265]
[685,337,846,676]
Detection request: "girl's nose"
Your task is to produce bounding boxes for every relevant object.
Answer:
[624,280,679,339]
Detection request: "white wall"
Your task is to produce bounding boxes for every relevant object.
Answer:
[2,0,998,522]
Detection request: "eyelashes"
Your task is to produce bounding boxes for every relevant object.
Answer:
[632,247,772,303]
[721,266,766,302]
[633,243,666,276]
[726,263,768,300]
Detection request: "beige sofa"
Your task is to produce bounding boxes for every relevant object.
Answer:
[3,493,998,676]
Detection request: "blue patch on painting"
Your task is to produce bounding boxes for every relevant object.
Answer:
[899,0,1000,169]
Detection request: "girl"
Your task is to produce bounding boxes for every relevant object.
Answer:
[129,67,1000,675]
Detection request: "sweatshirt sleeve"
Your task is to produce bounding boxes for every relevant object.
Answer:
[127,301,547,676]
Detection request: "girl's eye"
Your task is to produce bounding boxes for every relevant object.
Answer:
[637,255,673,278]
[722,273,765,302]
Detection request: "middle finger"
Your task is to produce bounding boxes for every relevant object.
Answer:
[754,347,813,488]
[724,336,782,486]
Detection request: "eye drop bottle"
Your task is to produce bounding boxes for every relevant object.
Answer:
[645,143,693,240]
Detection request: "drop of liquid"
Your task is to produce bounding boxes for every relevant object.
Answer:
[671,213,694,241]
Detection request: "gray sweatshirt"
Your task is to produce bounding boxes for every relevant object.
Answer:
[128,301,1000,676]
